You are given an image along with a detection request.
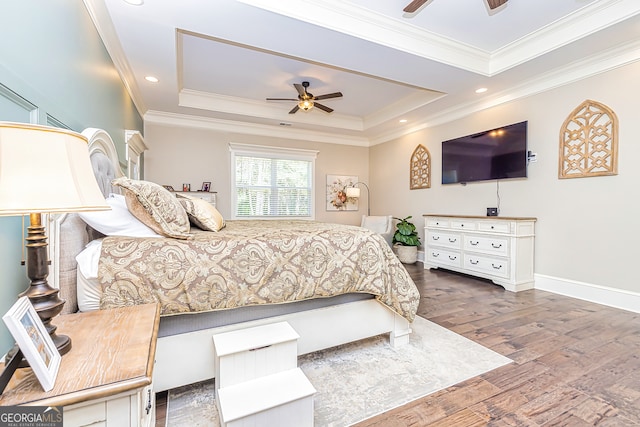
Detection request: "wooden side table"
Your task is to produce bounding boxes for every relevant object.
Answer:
[0,304,160,427]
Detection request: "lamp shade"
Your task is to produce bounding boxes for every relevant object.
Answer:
[0,122,109,215]
[346,187,360,198]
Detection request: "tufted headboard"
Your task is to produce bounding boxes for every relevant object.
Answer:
[48,128,124,314]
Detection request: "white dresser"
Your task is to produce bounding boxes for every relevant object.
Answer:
[424,215,536,292]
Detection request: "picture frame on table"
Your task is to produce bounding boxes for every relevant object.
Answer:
[2,297,61,391]
[163,185,175,192]
[182,183,190,192]
[201,182,211,192]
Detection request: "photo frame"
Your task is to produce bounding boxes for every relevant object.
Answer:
[201,182,211,192]
[326,174,358,211]
[2,297,60,391]
[182,183,191,192]
[163,185,175,192]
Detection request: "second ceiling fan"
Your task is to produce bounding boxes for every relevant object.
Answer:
[403,0,508,13]
[266,81,343,114]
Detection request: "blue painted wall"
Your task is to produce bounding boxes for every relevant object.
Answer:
[0,0,143,354]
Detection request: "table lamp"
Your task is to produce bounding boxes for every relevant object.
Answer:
[0,122,109,358]
[346,182,370,216]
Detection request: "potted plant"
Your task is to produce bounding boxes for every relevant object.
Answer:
[393,216,421,264]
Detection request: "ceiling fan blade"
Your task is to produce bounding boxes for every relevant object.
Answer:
[403,0,428,13]
[314,92,343,101]
[293,83,306,97]
[266,98,298,101]
[487,0,508,9]
[314,103,333,113]
[288,105,300,114]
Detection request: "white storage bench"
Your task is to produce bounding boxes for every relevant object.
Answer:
[213,322,316,427]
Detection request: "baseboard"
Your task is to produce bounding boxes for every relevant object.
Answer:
[535,274,640,314]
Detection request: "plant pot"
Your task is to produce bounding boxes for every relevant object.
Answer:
[394,244,417,264]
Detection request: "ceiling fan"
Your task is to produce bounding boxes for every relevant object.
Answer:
[403,0,508,13]
[266,81,343,114]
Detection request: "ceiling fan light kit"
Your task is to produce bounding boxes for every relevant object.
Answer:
[267,81,343,114]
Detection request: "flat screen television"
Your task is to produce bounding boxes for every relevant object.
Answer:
[442,121,528,184]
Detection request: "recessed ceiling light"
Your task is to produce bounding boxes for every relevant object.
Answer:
[145,76,159,83]
[475,87,488,94]
[123,0,144,5]
[399,119,408,123]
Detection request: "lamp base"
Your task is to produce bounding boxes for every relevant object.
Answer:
[18,214,72,360]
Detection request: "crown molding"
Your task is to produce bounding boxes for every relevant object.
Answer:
[491,0,640,73]
[82,0,146,117]
[144,110,370,147]
[368,38,640,145]
[237,0,640,77]
[235,0,491,75]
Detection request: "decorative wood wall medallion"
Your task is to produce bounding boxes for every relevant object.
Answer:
[559,99,618,179]
[410,144,431,189]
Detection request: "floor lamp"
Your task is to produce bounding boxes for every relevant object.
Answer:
[346,182,370,216]
[0,122,109,365]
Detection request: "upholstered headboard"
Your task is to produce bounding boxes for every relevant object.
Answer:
[48,128,124,314]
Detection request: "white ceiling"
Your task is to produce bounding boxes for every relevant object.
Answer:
[84,0,640,146]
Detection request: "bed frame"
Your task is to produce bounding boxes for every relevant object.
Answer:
[48,128,412,392]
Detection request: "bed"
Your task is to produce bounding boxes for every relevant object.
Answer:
[48,128,420,392]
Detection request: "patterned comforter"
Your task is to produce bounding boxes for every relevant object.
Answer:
[98,220,420,322]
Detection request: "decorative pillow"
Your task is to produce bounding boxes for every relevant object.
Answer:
[112,177,191,239]
[177,194,225,232]
[78,194,161,238]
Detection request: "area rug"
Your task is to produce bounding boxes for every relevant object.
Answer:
[165,317,511,426]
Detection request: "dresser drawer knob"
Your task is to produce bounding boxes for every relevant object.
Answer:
[492,264,503,270]
[432,253,439,257]
[470,259,479,265]
[470,241,479,246]
[491,243,502,249]
[449,255,457,261]
[449,238,457,243]
[432,236,440,240]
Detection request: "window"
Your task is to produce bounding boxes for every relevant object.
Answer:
[229,143,318,219]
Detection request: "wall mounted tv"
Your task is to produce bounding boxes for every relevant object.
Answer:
[442,120,528,185]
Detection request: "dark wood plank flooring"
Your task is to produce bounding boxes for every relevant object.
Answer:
[156,263,640,426]
[355,264,640,426]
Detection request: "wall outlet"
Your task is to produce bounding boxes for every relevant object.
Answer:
[487,207,498,216]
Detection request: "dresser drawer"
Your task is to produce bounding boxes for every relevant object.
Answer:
[425,217,450,228]
[464,235,509,256]
[427,247,462,268]
[427,231,462,249]
[477,221,510,234]
[464,254,509,279]
[450,219,476,231]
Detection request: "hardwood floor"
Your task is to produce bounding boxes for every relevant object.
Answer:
[156,263,640,426]
[355,264,640,426]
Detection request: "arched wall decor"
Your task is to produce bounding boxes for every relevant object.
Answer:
[559,99,618,179]
[410,144,431,189]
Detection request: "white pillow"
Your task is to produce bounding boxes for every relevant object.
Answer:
[76,239,103,312]
[78,193,161,237]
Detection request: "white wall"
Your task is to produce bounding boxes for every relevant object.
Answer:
[371,61,640,296]
[143,123,370,225]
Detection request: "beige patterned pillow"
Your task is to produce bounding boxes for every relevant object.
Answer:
[112,177,191,239]
[177,195,225,232]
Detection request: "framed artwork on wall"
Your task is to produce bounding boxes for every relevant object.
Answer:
[2,297,61,391]
[326,174,358,211]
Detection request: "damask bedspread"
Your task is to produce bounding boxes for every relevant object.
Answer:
[98,220,420,322]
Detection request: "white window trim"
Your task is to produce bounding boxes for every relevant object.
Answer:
[229,142,319,220]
